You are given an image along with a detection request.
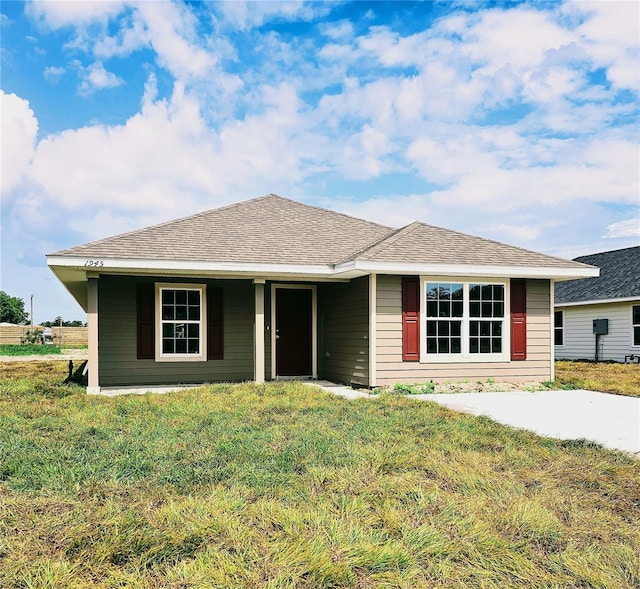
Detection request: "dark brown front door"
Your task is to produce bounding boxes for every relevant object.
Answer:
[276,288,312,376]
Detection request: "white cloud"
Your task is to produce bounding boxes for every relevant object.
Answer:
[603,218,640,239]
[572,0,640,91]
[1,91,38,194]
[462,7,576,73]
[215,1,326,31]
[43,65,65,83]
[320,19,354,42]
[77,61,123,94]
[92,12,148,58]
[135,2,215,80]
[26,0,125,28]
[25,80,315,241]
[28,0,215,82]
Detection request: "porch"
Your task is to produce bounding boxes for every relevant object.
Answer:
[88,275,372,392]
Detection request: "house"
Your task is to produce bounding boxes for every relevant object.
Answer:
[554,246,640,363]
[47,194,598,393]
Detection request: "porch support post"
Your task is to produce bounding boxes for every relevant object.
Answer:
[87,276,100,394]
[369,273,377,388]
[254,279,265,383]
[549,279,555,383]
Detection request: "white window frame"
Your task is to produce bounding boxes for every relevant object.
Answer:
[155,283,207,362]
[420,277,510,363]
[632,304,640,349]
[554,310,565,348]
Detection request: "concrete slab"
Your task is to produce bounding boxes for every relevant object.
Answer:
[317,385,640,456]
[92,385,201,397]
[414,390,640,456]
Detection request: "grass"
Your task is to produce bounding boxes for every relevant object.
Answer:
[555,360,640,397]
[1,362,639,588]
[0,344,62,356]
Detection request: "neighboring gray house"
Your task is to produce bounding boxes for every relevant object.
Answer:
[47,194,597,393]
[554,246,640,363]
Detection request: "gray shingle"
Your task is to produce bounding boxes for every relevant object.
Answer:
[52,194,393,265]
[51,194,594,272]
[555,246,640,303]
[348,221,591,269]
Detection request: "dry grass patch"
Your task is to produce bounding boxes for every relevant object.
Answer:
[555,360,640,397]
[1,362,639,588]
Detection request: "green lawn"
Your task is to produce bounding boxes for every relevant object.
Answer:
[0,343,62,356]
[1,368,639,588]
[555,360,640,397]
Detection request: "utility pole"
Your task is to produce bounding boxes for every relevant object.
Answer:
[30,294,34,327]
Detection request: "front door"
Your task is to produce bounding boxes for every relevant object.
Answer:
[275,288,312,377]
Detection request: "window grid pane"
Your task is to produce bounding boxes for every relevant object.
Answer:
[469,320,502,354]
[160,288,202,355]
[426,320,462,354]
[554,311,564,346]
[470,283,504,318]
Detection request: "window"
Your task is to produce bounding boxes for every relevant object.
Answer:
[426,282,463,354]
[554,310,564,346]
[156,284,206,361]
[423,280,508,361]
[469,284,504,354]
[633,305,640,347]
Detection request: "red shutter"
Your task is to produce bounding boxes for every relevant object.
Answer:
[207,287,223,360]
[402,277,420,361]
[137,283,155,359]
[510,279,527,361]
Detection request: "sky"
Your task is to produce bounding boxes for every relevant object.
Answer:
[1,0,639,324]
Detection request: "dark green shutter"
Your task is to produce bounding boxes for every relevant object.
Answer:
[207,287,223,360]
[137,283,155,359]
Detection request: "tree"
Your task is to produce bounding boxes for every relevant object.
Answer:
[42,318,87,327]
[0,291,29,324]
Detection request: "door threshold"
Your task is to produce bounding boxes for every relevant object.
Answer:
[275,375,314,381]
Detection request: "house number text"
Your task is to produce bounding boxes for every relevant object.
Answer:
[84,260,105,267]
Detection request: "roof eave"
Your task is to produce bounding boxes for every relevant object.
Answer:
[46,256,366,298]
[335,260,600,280]
[555,295,640,307]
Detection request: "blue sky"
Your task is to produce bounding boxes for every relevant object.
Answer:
[1,0,638,323]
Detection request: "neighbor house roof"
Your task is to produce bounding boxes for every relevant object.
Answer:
[555,246,640,305]
[48,194,598,310]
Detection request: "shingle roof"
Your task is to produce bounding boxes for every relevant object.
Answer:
[52,194,393,265]
[347,221,586,268]
[555,246,640,304]
[50,193,593,272]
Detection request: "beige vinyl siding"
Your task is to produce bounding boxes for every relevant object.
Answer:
[318,277,369,386]
[375,275,552,386]
[555,301,639,362]
[98,275,254,386]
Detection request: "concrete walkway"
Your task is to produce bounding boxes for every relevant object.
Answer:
[319,385,640,456]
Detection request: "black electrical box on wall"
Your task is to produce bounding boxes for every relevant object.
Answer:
[593,319,609,335]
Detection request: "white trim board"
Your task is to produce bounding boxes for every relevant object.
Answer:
[555,296,640,307]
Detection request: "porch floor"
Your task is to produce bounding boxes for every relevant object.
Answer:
[92,380,371,397]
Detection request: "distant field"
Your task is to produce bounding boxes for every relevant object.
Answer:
[555,360,640,397]
[1,362,638,588]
